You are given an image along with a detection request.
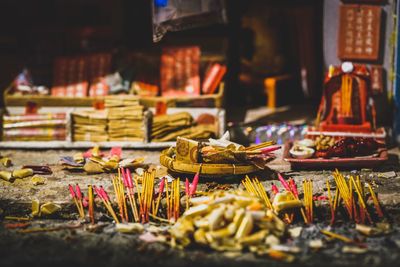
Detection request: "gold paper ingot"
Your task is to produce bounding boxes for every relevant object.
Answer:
[103,160,119,170]
[40,202,61,215]
[31,175,46,186]
[239,230,269,246]
[0,157,12,167]
[73,153,84,164]
[176,137,199,163]
[91,146,101,158]
[194,228,208,245]
[0,171,13,182]
[83,161,104,174]
[235,213,253,239]
[32,199,40,217]
[272,192,303,213]
[12,168,33,179]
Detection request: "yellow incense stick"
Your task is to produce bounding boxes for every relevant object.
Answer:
[367,183,384,218]
[88,185,95,224]
[321,229,353,243]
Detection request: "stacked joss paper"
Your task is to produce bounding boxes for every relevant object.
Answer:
[151,112,216,142]
[71,109,108,142]
[105,95,146,142]
[3,113,67,141]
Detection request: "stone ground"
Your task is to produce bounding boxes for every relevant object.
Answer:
[1,147,400,267]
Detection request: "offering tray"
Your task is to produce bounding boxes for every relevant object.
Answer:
[160,149,260,176]
[283,141,388,170]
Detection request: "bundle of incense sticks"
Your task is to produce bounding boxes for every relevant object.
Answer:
[112,174,128,222]
[121,168,139,222]
[302,179,313,224]
[139,171,155,223]
[242,176,273,210]
[68,184,84,219]
[245,141,276,151]
[93,185,119,223]
[332,170,383,224]
[166,178,181,221]
[278,174,308,224]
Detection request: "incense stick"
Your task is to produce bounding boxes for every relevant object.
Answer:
[367,183,384,218]
[88,185,95,224]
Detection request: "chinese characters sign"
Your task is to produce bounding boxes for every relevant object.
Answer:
[338,5,382,61]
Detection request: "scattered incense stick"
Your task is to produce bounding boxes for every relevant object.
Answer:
[320,229,353,243]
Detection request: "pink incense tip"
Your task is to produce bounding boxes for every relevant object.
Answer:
[126,169,134,188]
[82,197,89,208]
[277,173,291,192]
[93,186,103,199]
[261,145,281,154]
[120,168,128,187]
[289,179,298,197]
[100,186,110,201]
[159,178,165,194]
[271,184,279,194]
[75,184,83,199]
[189,173,200,196]
[68,184,76,198]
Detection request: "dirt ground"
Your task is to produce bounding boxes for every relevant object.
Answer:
[1,147,400,267]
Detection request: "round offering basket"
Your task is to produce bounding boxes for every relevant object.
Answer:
[160,149,260,176]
